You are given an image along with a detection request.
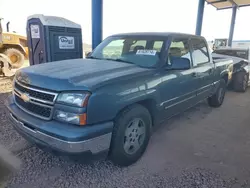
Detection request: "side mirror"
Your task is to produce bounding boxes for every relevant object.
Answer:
[170,57,191,70]
[86,51,92,57]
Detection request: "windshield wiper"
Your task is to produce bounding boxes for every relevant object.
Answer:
[86,56,103,60]
[104,58,134,64]
[87,56,138,66]
[86,56,133,64]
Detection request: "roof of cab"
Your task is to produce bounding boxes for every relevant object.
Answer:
[111,32,204,38]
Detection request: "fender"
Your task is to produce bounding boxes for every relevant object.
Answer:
[2,44,26,55]
[220,69,231,84]
[233,60,249,74]
[115,88,160,117]
[13,44,26,55]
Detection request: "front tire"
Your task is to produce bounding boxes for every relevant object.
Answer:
[109,104,152,166]
[208,79,226,108]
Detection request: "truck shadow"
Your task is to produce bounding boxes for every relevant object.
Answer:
[152,88,236,136]
[60,99,215,165]
[153,100,213,133]
[0,144,21,186]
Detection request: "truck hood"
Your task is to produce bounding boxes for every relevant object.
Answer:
[16,59,152,91]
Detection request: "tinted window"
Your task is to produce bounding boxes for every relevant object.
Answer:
[167,38,192,66]
[191,38,209,66]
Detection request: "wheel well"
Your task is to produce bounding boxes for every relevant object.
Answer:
[115,99,157,126]
[134,99,157,126]
[137,99,156,124]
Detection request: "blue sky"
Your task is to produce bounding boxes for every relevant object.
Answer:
[1,0,250,44]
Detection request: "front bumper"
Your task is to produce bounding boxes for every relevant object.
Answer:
[5,96,114,155]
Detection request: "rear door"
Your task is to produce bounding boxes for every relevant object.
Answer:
[160,37,199,118]
[190,37,215,100]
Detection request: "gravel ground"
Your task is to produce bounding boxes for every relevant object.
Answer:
[1,78,250,188]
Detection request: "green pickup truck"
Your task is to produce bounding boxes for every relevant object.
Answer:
[6,32,234,166]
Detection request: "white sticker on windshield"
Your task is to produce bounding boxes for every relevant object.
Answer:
[136,49,157,56]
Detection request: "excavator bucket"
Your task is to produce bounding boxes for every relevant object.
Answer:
[0,53,16,77]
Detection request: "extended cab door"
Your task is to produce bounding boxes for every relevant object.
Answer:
[190,37,215,100]
[160,37,199,118]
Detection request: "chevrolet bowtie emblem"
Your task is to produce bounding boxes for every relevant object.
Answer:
[20,93,30,103]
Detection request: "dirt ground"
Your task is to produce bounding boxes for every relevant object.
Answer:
[1,77,250,188]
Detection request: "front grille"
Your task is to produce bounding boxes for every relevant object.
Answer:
[15,82,55,102]
[15,95,52,118]
[13,81,58,120]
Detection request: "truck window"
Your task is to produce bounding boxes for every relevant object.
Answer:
[167,38,192,66]
[191,38,210,66]
[129,40,146,52]
[153,41,163,52]
[102,39,124,58]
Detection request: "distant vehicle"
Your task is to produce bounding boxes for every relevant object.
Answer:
[207,39,250,92]
[6,32,234,166]
[208,38,250,50]
[213,53,249,92]
[213,47,250,92]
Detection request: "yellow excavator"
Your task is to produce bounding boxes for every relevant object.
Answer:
[0,18,28,77]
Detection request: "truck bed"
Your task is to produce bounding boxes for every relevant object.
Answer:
[212,52,248,65]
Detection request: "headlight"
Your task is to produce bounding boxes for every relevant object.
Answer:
[57,92,90,107]
[54,110,86,125]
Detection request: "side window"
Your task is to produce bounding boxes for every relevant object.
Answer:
[153,41,163,52]
[168,38,192,66]
[191,38,209,66]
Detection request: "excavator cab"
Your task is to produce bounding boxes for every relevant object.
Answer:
[213,38,228,50]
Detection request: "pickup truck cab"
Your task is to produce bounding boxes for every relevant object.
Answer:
[6,33,233,166]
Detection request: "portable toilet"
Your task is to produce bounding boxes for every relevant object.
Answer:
[26,14,83,66]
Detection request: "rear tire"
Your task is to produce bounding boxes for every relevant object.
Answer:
[208,79,226,108]
[3,48,24,69]
[233,71,249,92]
[109,104,152,166]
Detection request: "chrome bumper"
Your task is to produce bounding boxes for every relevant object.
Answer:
[9,113,112,154]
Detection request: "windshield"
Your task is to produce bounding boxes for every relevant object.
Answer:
[90,36,165,68]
